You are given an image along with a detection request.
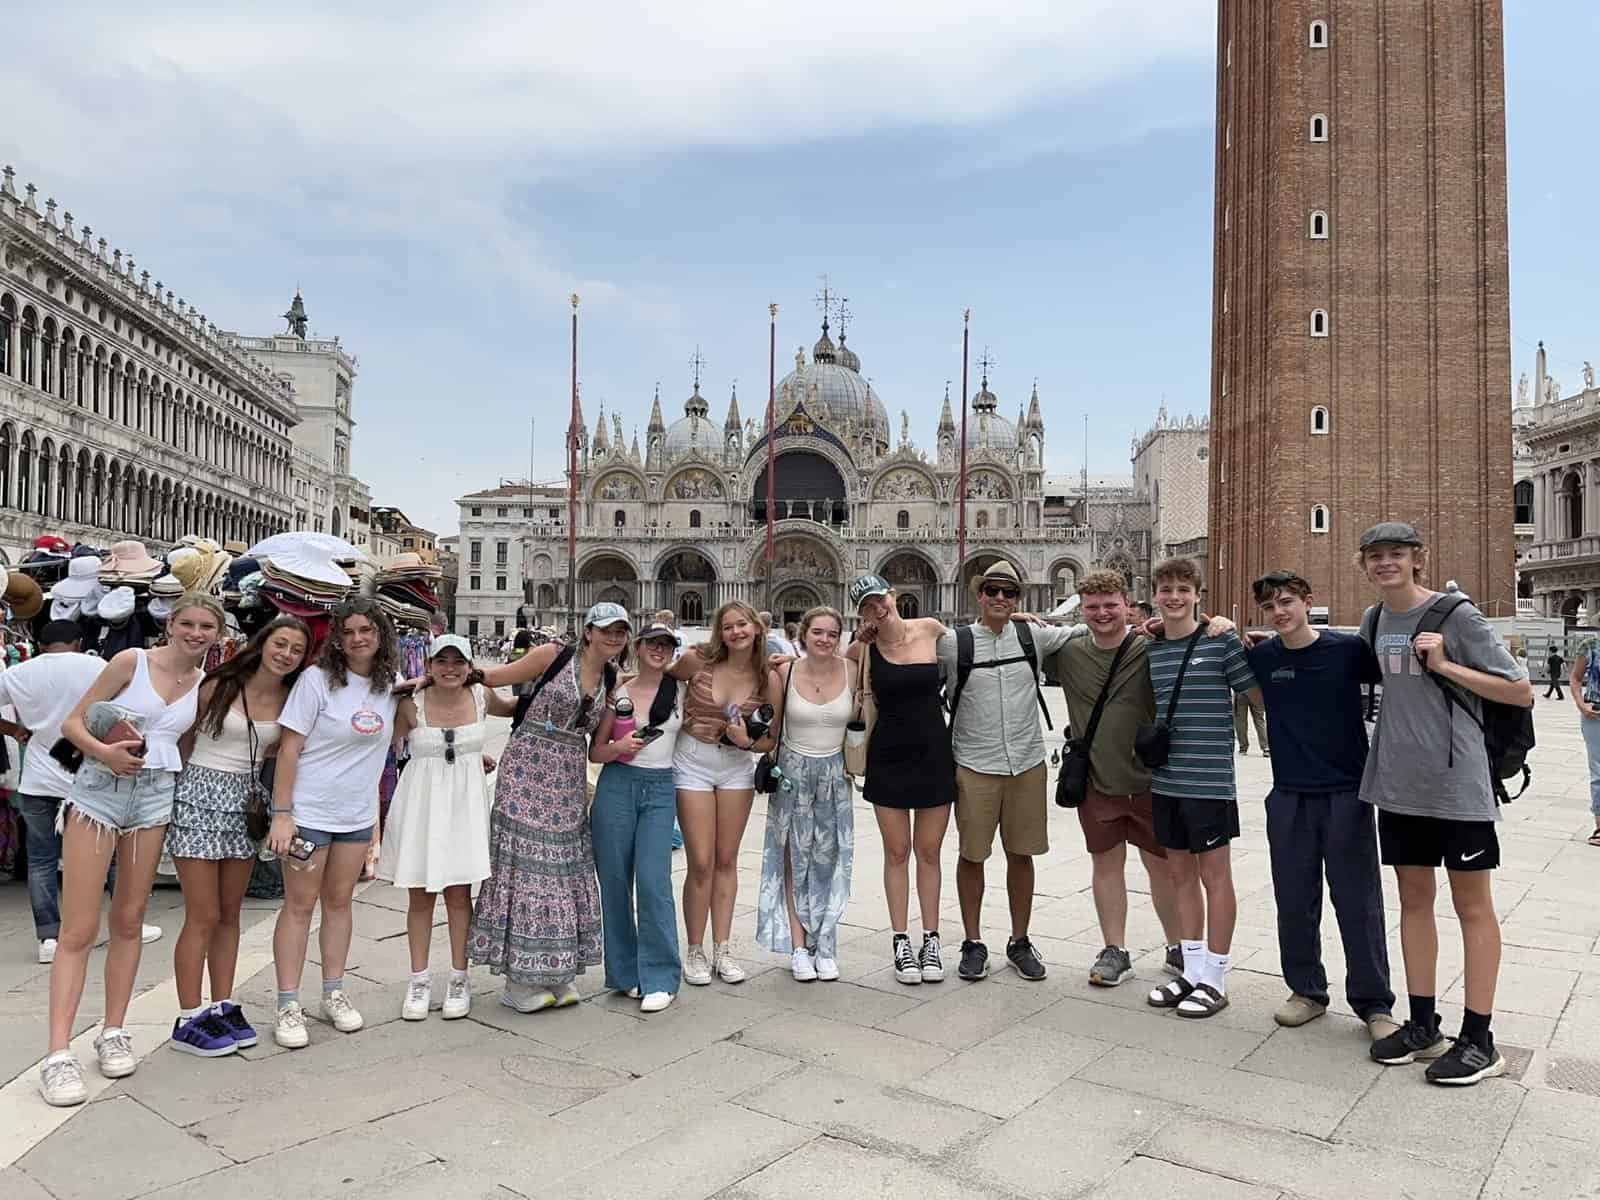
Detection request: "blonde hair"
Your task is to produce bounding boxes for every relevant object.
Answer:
[1076,570,1129,598]
[703,600,770,682]
[1355,543,1428,582]
[798,605,844,653]
[171,592,225,631]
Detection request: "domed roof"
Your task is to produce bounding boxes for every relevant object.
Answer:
[968,375,1018,455]
[775,322,890,448]
[664,385,720,458]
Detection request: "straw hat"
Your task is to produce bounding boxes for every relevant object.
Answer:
[3,571,44,620]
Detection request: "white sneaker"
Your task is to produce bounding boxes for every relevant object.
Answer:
[93,1028,137,1079]
[141,924,162,945]
[38,938,57,965]
[402,979,431,1021]
[274,1001,309,1049]
[623,987,642,999]
[553,982,581,1008]
[814,955,840,982]
[714,943,746,984]
[499,982,556,1012]
[791,947,817,982]
[683,945,713,986]
[442,976,470,1020]
[320,989,364,1033]
[640,991,674,1013]
[39,1053,87,1107]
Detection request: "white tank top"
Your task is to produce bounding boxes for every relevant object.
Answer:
[782,681,853,758]
[120,649,204,773]
[188,705,281,774]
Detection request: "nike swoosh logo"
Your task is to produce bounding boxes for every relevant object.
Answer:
[1459,850,1485,862]
[1205,837,1223,847]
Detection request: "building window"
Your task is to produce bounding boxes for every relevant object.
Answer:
[1514,480,1534,525]
[494,618,505,636]
[897,510,910,530]
[497,506,508,517]
[614,509,626,527]
[1310,308,1329,337]
[1309,114,1328,142]
[496,576,507,591]
[1309,19,1328,47]
[469,540,482,565]
[1309,210,1328,239]
[469,574,481,591]
[468,618,479,636]
[976,511,989,530]
[689,509,702,528]
[1310,504,1329,534]
[495,540,508,565]
[522,507,533,517]
[1311,406,1330,434]
[470,505,481,516]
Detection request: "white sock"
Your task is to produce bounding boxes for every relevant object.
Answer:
[410,969,431,985]
[1181,939,1205,985]
[180,1005,206,1020]
[1203,949,1231,993]
[213,997,234,1008]
[449,968,468,983]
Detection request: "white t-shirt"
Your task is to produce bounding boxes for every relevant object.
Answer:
[279,666,400,833]
[0,652,107,798]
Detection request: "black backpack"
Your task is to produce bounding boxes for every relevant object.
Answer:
[511,645,618,733]
[1361,595,1534,804]
[948,622,1053,730]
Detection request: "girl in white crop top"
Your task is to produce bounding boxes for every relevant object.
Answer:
[754,606,855,982]
[44,593,225,1106]
[165,616,312,1060]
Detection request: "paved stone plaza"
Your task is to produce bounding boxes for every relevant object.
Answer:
[2,692,1600,1199]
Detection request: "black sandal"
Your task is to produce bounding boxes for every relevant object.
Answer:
[1147,978,1195,1009]
[1177,982,1230,1019]
[1588,830,1600,847]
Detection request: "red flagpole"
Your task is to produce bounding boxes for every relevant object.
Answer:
[566,293,579,634]
[957,309,971,583]
[765,303,777,612]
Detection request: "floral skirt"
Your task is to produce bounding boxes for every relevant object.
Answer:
[467,728,601,986]
[164,765,257,861]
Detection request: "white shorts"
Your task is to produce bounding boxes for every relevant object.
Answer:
[673,736,757,792]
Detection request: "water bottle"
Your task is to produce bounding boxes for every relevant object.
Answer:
[612,696,638,762]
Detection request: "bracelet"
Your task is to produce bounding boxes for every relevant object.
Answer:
[270,808,294,815]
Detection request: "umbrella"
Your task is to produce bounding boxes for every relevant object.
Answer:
[247,532,366,561]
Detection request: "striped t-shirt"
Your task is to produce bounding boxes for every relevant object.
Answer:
[1147,630,1256,801]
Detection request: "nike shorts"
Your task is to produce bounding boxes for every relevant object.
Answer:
[1151,794,1239,854]
[1377,809,1499,871]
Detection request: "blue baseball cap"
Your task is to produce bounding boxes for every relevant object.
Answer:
[848,574,891,611]
[584,602,632,630]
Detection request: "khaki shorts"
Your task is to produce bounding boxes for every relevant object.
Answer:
[955,763,1048,861]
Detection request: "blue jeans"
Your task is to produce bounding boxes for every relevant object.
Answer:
[1265,788,1394,1019]
[1582,714,1600,816]
[590,762,680,995]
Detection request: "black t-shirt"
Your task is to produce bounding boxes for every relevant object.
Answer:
[1247,631,1380,793]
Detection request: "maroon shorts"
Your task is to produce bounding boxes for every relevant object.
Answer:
[1078,786,1166,858]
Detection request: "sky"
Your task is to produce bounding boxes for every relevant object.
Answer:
[3,1,1596,538]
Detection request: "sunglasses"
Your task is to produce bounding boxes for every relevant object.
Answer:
[443,728,456,765]
[980,585,1021,600]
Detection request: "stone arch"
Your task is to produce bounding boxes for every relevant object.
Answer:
[868,461,938,502]
[955,548,1029,594]
[1048,554,1090,602]
[529,553,554,580]
[654,544,718,623]
[877,548,941,619]
[747,441,859,505]
[590,466,646,502]
[742,520,849,581]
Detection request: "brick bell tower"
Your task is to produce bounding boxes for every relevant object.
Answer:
[1207,3,1515,623]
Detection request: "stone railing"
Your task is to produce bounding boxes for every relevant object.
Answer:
[1522,536,1600,563]
[519,522,1095,544]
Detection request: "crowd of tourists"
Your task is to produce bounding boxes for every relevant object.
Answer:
[2,518,1538,1106]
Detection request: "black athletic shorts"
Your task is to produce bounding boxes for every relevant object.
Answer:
[1377,808,1499,871]
[1152,794,1240,854]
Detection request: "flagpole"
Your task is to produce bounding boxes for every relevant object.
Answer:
[566,293,579,635]
[765,303,778,614]
[956,309,971,609]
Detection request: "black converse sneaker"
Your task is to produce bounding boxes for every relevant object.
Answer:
[1425,1036,1507,1086]
[892,934,922,985]
[1370,1015,1448,1065]
[919,932,945,983]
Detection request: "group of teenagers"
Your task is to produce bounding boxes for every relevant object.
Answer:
[11,516,1530,1107]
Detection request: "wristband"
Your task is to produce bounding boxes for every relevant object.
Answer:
[270,808,294,815]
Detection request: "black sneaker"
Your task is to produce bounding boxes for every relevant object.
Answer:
[1425,1037,1507,1086]
[919,932,945,983]
[1370,1015,1448,1065]
[892,934,922,985]
[1007,937,1047,981]
[957,939,990,981]
[1163,944,1183,977]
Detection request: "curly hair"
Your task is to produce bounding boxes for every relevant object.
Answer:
[1076,570,1130,599]
[702,600,769,683]
[195,616,313,738]
[318,596,400,693]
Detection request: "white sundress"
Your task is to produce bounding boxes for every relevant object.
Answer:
[376,686,492,892]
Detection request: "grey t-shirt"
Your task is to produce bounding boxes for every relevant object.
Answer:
[1358,595,1524,822]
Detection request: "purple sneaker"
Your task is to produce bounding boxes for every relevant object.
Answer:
[215,1002,259,1048]
[170,1010,239,1058]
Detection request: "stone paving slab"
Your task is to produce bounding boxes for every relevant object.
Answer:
[16,1094,231,1200]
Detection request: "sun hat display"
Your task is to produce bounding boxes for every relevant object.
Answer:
[4,571,45,620]
[32,535,70,557]
[103,539,163,580]
[167,547,207,592]
[98,586,136,623]
[53,556,103,600]
[149,574,185,599]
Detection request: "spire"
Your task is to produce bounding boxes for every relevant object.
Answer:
[593,403,610,452]
[685,349,709,417]
[724,381,742,430]
[938,381,955,432]
[571,382,586,443]
[1026,379,1043,428]
[283,290,309,339]
[630,428,642,465]
[812,318,837,365]
[647,382,665,433]
[972,349,998,414]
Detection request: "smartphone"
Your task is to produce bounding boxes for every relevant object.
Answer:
[286,837,318,861]
[635,727,665,744]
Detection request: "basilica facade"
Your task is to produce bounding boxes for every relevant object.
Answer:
[520,320,1151,628]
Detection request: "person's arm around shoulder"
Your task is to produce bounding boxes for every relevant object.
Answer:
[666,645,706,681]
[934,626,957,684]
[1413,608,1533,708]
[62,649,143,776]
[391,696,418,753]
[475,643,560,689]
[482,683,518,719]
[1220,631,1260,700]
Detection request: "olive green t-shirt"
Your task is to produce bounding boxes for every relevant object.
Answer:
[1051,633,1156,795]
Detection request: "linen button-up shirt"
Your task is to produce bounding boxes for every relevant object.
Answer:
[937,621,1082,777]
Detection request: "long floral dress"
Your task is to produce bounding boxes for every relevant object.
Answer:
[468,655,604,986]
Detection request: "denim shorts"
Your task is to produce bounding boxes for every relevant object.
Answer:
[64,764,178,837]
[672,735,757,791]
[297,824,376,849]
